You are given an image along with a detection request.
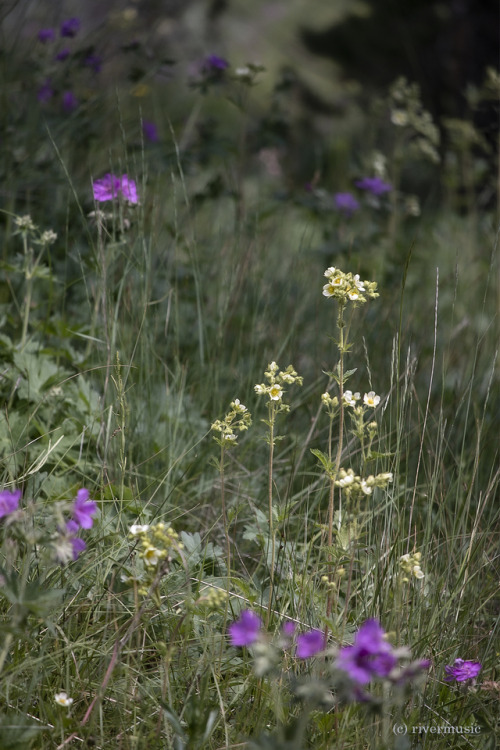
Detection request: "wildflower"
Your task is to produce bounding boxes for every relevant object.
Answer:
[347,288,360,301]
[72,488,97,529]
[92,174,138,204]
[203,54,229,73]
[363,391,380,408]
[37,80,54,103]
[40,230,58,245]
[355,177,392,195]
[62,91,78,112]
[229,610,262,647]
[0,489,21,519]
[353,274,365,291]
[269,384,283,401]
[54,692,73,707]
[343,391,360,406]
[391,109,409,126]
[143,120,159,142]
[334,192,360,216]
[360,479,373,495]
[84,54,102,73]
[70,536,86,560]
[400,552,425,581]
[296,629,324,658]
[60,18,80,37]
[335,619,397,684]
[93,173,121,202]
[445,659,482,682]
[56,48,70,62]
[119,175,138,203]
[142,545,164,567]
[38,28,55,43]
[282,621,296,637]
[129,524,150,535]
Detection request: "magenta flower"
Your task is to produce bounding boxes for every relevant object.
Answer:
[334,192,360,216]
[72,488,97,529]
[445,659,482,682]
[119,175,138,203]
[296,629,324,658]
[62,91,78,112]
[60,18,80,38]
[37,80,54,103]
[335,619,397,684]
[0,489,21,519]
[93,173,121,202]
[355,177,392,195]
[38,28,55,43]
[92,173,138,204]
[229,610,262,646]
[143,120,159,143]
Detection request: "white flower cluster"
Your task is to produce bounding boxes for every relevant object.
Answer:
[211,398,252,446]
[399,552,425,582]
[322,267,378,304]
[254,362,303,407]
[335,468,393,498]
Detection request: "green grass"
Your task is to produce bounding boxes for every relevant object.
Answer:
[0,11,499,749]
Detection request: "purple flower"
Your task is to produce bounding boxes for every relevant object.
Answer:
[84,54,102,74]
[282,621,296,637]
[92,173,138,204]
[119,175,138,204]
[93,173,121,202]
[72,488,97,529]
[335,619,397,684]
[70,536,86,560]
[355,177,392,195]
[38,28,55,43]
[142,120,159,143]
[445,659,482,682]
[62,91,78,112]
[0,489,21,519]
[60,18,80,38]
[334,192,360,216]
[55,48,70,62]
[203,54,229,73]
[229,610,262,646]
[37,79,54,103]
[296,629,324,658]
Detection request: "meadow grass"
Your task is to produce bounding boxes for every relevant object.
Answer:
[0,9,499,749]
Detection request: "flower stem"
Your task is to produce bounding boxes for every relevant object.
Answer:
[266,409,275,628]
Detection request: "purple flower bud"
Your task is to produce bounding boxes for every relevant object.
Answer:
[355,177,392,195]
[37,80,54,103]
[142,120,159,143]
[334,192,360,216]
[84,54,102,74]
[55,48,70,62]
[60,18,80,38]
[62,91,78,112]
[38,28,55,43]
[202,54,229,73]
